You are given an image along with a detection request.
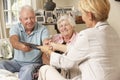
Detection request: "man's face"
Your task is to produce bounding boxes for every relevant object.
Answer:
[19,10,36,30]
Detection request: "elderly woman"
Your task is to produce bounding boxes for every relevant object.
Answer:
[42,14,79,78]
[38,0,120,80]
[43,15,78,50]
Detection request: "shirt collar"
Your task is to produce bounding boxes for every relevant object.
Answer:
[19,22,38,34]
[66,32,77,44]
[95,21,108,28]
[58,32,77,44]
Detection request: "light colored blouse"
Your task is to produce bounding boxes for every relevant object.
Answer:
[51,32,79,78]
[50,21,120,80]
[51,32,77,45]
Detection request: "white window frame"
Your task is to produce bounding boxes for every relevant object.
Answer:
[2,0,32,28]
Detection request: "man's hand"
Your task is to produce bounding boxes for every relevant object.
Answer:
[20,43,32,52]
[10,35,32,52]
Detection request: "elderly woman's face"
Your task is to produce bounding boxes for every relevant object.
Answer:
[58,20,74,36]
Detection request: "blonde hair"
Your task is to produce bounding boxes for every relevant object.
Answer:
[57,15,76,28]
[79,0,110,21]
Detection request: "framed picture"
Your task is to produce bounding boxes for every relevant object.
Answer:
[45,11,53,23]
[35,9,45,16]
[45,11,53,17]
[54,6,73,20]
[36,16,45,23]
[115,0,120,1]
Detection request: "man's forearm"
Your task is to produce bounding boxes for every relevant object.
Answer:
[10,35,31,52]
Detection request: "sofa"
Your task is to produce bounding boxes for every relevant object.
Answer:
[0,38,19,80]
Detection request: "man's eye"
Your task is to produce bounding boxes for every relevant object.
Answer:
[31,17,35,19]
[23,18,28,20]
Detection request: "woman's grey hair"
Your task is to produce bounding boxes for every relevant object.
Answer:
[19,5,35,18]
[57,15,76,28]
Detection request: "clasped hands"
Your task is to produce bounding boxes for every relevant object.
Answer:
[37,40,57,56]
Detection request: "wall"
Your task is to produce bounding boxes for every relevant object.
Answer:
[108,0,120,37]
[54,0,79,8]
[32,0,46,10]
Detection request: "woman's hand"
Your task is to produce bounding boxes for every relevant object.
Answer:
[49,42,67,52]
[43,38,52,45]
[49,42,57,51]
[37,45,52,55]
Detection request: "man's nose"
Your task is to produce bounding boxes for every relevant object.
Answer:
[28,18,32,22]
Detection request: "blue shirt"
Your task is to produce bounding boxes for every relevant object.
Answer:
[9,22,49,63]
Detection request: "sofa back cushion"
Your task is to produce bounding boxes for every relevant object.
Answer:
[0,38,13,59]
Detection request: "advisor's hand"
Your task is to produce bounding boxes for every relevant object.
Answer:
[37,45,52,55]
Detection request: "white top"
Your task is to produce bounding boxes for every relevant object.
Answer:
[50,21,120,80]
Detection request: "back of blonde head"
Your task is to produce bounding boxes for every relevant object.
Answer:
[79,0,110,21]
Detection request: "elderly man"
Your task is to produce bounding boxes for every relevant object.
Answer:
[0,5,49,80]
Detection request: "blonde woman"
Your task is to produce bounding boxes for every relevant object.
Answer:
[38,0,120,80]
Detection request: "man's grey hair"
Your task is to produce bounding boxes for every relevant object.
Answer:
[19,5,35,18]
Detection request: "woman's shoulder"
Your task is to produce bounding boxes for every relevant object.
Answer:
[78,28,94,34]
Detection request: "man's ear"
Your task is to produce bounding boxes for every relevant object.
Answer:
[19,17,22,22]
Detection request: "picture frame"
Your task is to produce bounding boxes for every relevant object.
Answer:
[45,11,53,23]
[36,16,45,23]
[35,9,45,16]
[45,11,53,18]
[54,6,73,20]
[115,0,120,1]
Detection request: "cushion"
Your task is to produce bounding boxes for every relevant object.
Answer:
[0,69,18,80]
[0,38,13,59]
[0,39,19,79]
